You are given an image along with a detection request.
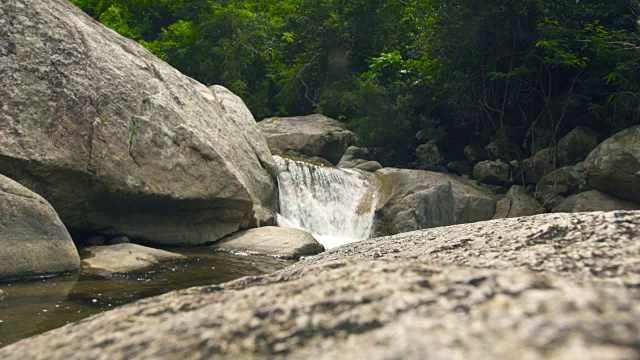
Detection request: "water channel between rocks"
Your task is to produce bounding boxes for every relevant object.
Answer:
[0,247,293,347]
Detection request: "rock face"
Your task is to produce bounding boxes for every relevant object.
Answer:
[556,127,601,167]
[373,169,496,236]
[473,160,511,187]
[506,185,545,218]
[4,211,640,359]
[584,125,640,204]
[553,190,640,213]
[0,0,276,245]
[212,226,324,260]
[0,175,81,280]
[82,244,186,275]
[258,114,359,164]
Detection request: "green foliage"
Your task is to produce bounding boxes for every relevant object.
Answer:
[69,0,640,162]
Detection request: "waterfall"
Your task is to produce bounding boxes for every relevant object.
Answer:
[275,156,377,249]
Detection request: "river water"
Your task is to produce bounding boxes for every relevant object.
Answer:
[0,247,292,347]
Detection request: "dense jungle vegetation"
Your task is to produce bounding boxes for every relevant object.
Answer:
[71,0,640,163]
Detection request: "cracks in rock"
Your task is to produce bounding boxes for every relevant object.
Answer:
[128,118,141,167]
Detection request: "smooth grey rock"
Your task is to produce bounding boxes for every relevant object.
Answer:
[446,160,473,176]
[556,127,601,167]
[212,226,324,260]
[492,197,511,219]
[473,160,511,187]
[0,175,80,280]
[584,125,640,203]
[415,141,447,169]
[463,144,486,164]
[0,0,276,245]
[258,114,359,164]
[82,244,186,275]
[354,161,382,172]
[5,212,640,359]
[372,169,497,236]
[553,190,640,213]
[506,185,545,218]
[85,235,106,246]
[344,146,369,158]
[107,236,130,245]
[522,147,557,184]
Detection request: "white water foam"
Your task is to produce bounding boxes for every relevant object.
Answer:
[275,156,377,249]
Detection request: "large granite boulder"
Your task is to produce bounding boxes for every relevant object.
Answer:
[0,175,80,280]
[553,190,640,213]
[337,146,369,168]
[0,0,277,245]
[372,169,497,236]
[506,185,545,218]
[584,125,640,204]
[4,212,640,359]
[258,114,359,164]
[556,127,601,167]
[212,226,324,260]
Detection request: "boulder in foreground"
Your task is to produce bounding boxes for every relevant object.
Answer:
[212,226,324,260]
[3,211,640,359]
[82,244,186,275]
[0,175,80,280]
[0,0,276,245]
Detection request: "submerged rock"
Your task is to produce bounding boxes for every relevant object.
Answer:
[0,0,276,245]
[258,114,359,164]
[213,226,324,260]
[4,212,640,359]
[0,175,80,280]
[82,244,186,275]
[584,125,640,204]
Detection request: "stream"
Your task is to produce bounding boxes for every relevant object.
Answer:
[0,247,293,347]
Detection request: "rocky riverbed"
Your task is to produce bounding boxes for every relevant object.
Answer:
[1,211,638,359]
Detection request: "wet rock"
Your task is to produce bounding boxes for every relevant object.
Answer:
[107,236,130,245]
[473,160,511,187]
[5,212,640,359]
[556,127,601,167]
[584,125,640,203]
[0,0,276,245]
[506,185,545,218]
[354,161,383,172]
[212,227,324,260]
[259,114,359,164]
[0,175,80,280]
[82,244,186,275]
[553,191,640,213]
[521,148,557,184]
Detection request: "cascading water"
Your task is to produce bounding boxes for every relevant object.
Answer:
[275,156,377,249]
